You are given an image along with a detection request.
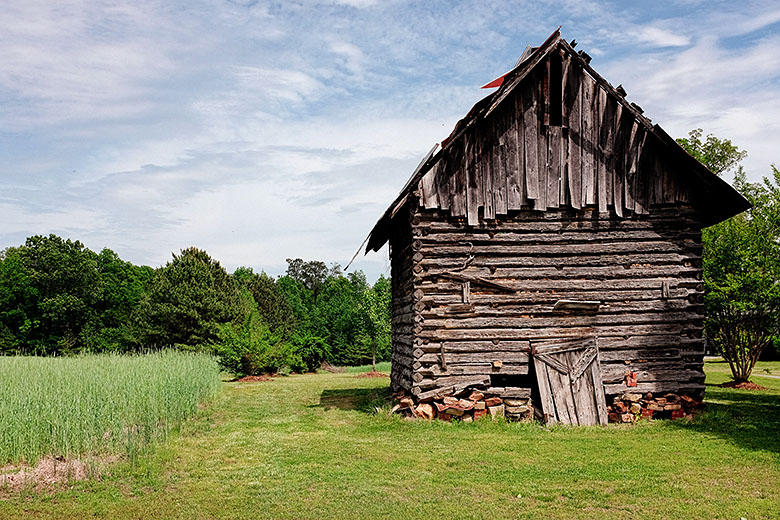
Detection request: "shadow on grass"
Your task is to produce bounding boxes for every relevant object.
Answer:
[316,386,392,413]
[670,385,780,454]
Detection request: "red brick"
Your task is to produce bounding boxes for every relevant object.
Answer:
[468,391,484,401]
[484,397,502,407]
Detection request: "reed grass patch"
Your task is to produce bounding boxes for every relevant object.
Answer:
[0,351,221,466]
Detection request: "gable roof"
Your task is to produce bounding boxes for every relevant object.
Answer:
[364,29,750,254]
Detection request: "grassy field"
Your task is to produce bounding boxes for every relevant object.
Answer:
[0,351,221,465]
[707,358,780,378]
[1,359,779,519]
[343,361,392,373]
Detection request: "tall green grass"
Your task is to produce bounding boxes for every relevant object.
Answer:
[0,351,221,465]
[343,361,391,373]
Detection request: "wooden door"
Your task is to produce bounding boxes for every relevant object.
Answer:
[531,337,608,426]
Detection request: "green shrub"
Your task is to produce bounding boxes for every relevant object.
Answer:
[288,333,331,372]
[213,306,287,376]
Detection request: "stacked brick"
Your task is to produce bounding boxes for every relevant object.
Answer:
[392,390,534,422]
[608,392,703,423]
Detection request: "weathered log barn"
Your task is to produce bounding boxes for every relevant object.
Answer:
[364,30,749,424]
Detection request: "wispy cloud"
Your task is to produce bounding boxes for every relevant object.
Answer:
[2,0,779,280]
[637,26,690,47]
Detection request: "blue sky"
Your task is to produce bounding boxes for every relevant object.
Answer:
[2,0,779,281]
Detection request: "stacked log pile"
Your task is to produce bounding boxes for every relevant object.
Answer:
[607,392,703,423]
[391,389,534,422]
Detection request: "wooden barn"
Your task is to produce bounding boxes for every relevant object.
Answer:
[364,30,749,425]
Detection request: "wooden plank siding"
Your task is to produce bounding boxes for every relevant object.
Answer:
[404,207,705,398]
[416,53,697,227]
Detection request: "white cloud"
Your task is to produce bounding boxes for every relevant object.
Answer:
[637,26,690,47]
[601,30,780,181]
[3,0,780,281]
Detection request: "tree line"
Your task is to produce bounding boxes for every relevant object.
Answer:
[1,129,776,383]
[0,240,390,375]
[677,129,780,381]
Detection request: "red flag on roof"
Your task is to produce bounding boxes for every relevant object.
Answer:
[481,75,506,89]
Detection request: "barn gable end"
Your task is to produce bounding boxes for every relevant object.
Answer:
[368,30,750,423]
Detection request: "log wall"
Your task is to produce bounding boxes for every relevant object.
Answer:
[389,206,416,392]
[403,205,705,399]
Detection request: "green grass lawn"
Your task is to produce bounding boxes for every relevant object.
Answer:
[2,361,779,519]
[706,357,780,378]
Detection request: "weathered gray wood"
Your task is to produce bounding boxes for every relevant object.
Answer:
[601,366,703,384]
[522,79,539,201]
[598,348,680,362]
[420,323,691,341]
[592,350,609,423]
[435,155,451,211]
[416,375,491,390]
[422,241,701,257]
[419,264,702,282]
[421,299,701,319]
[596,87,609,212]
[482,133,496,220]
[549,124,562,209]
[493,135,508,215]
[537,69,549,210]
[418,363,528,377]
[419,166,439,209]
[451,161,466,217]
[413,375,491,399]
[415,207,699,229]
[417,227,699,244]
[633,129,650,214]
[565,56,582,209]
[581,73,597,206]
[534,355,558,424]
[435,272,515,292]
[420,311,703,331]
[533,337,606,426]
[417,344,531,355]
[553,300,601,311]
[623,121,639,213]
[506,94,525,209]
[612,103,625,218]
[416,351,529,364]
[466,130,480,226]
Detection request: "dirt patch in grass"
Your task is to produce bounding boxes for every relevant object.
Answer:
[354,370,388,379]
[0,455,116,495]
[719,380,768,390]
[320,362,345,373]
[237,375,274,383]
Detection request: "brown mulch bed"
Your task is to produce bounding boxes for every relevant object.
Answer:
[237,375,273,383]
[355,370,389,379]
[719,380,769,390]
